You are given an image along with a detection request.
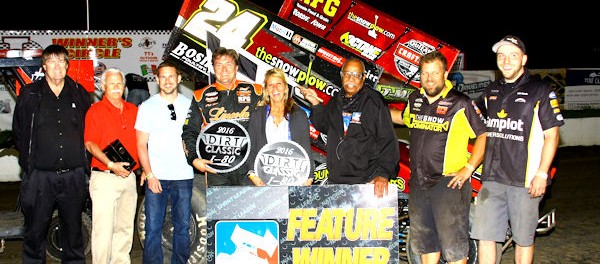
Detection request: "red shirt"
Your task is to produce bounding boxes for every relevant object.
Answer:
[84,96,139,171]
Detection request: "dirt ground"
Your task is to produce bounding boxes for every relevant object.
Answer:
[0,145,599,264]
[499,145,600,264]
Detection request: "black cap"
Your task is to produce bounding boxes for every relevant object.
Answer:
[492,35,526,54]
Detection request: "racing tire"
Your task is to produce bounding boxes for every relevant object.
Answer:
[407,230,477,264]
[397,197,410,262]
[406,229,420,264]
[46,210,92,261]
[136,177,207,264]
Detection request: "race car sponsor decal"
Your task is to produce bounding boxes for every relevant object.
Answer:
[291,34,318,53]
[393,39,435,84]
[315,46,344,67]
[339,31,381,60]
[169,40,211,76]
[269,21,294,41]
[167,0,381,96]
[346,11,395,40]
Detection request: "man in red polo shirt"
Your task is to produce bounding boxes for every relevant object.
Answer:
[84,67,139,263]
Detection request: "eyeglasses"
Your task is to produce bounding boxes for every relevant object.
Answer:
[167,104,176,120]
[340,71,365,79]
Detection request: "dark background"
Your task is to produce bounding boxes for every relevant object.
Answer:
[0,0,597,70]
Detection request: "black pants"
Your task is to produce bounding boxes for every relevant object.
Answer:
[19,167,87,264]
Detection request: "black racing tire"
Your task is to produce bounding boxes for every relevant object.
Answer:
[407,229,420,264]
[465,238,478,264]
[187,179,208,264]
[46,210,92,261]
[397,197,410,262]
[406,230,477,264]
[136,177,207,264]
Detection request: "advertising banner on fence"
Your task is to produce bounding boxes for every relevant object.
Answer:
[206,185,399,264]
[0,30,172,88]
[447,70,496,100]
[564,68,600,110]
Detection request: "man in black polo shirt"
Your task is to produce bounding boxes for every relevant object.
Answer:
[470,35,564,264]
[12,44,92,263]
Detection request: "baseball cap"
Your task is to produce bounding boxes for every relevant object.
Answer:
[492,35,526,54]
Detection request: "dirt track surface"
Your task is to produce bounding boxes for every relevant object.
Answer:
[1,145,599,263]
[498,145,600,264]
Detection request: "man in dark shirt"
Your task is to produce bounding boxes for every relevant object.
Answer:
[12,44,92,263]
[300,57,399,198]
[471,35,564,264]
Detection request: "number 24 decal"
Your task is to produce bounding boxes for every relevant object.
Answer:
[183,0,268,49]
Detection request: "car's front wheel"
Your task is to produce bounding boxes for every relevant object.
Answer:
[46,210,92,261]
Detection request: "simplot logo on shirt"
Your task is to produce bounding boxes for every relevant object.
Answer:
[487,110,524,132]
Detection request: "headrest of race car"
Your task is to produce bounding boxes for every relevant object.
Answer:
[125,73,149,91]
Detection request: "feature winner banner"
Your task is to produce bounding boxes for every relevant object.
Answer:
[206,185,399,264]
[165,0,382,106]
[278,0,461,91]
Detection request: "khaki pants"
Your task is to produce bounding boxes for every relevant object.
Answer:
[89,170,138,264]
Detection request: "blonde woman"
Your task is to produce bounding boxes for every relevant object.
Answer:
[246,68,313,186]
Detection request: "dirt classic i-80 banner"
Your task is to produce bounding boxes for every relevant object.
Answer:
[206,185,399,264]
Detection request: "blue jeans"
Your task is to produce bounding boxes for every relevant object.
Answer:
[143,179,193,264]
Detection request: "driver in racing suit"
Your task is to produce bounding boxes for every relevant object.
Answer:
[182,47,262,186]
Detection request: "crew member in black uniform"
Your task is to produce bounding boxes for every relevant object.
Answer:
[470,35,564,264]
[392,50,487,264]
[13,44,92,263]
[300,57,399,198]
[182,47,262,186]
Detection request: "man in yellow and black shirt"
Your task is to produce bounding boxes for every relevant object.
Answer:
[391,50,486,264]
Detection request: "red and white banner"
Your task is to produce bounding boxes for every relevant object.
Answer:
[0,30,172,83]
[278,0,461,90]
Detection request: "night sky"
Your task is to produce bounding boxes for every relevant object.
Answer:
[1,0,597,70]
